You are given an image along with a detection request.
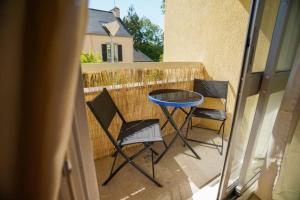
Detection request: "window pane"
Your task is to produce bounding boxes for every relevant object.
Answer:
[106,44,119,62]
[245,91,284,183]
[276,1,300,71]
[251,0,280,72]
[113,44,118,62]
[228,94,259,185]
[107,44,111,62]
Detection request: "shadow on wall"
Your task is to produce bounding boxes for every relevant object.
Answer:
[239,0,251,13]
[241,0,281,72]
[240,0,279,38]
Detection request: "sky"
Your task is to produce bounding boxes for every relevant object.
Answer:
[88,0,165,30]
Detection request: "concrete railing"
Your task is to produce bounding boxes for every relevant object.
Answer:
[82,62,209,160]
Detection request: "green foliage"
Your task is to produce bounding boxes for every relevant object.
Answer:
[80,52,102,63]
[123,6,163,62]
[159,53,164,62]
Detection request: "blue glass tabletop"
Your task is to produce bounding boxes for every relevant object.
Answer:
[148,89,204,107]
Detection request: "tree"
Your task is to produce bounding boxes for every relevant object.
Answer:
[123,6,163,61]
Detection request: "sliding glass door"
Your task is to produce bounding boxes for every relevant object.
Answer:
[218,0,300,198]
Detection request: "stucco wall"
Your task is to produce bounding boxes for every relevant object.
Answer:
[164,0,250,136]
[82,34,134,62]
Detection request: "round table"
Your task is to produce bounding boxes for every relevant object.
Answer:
[148,89,204,107]
[148,89,204,163]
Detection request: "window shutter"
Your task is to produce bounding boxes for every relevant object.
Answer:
[118,45,123,62]
[102,44,107,62]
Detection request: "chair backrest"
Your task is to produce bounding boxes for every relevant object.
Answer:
[194,79,228,99]
[87,88,126,131]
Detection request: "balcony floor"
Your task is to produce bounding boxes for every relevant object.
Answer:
[94,127,227,200]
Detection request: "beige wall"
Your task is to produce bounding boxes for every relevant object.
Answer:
[164,0,251,136]
[82,34,134,62]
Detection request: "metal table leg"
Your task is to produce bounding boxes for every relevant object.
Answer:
[160,107,177,131]
[155,106,201,164]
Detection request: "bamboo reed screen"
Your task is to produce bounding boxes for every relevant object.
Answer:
[82,62,206,160]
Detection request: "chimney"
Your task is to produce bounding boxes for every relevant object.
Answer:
[111,7,120,18]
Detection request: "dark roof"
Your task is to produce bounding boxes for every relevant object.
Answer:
[87,8,132,37]
[134,49,153,62]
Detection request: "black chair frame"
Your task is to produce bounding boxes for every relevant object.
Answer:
[185,80,228,155]
[87,88,163,187]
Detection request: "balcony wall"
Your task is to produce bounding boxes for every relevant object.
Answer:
[82,62,226,160]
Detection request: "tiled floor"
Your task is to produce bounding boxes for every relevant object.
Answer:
[94,128,227,200]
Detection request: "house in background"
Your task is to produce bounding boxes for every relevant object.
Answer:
[82,7,132,62]
[133,49,153,62]
[82,7,153,63]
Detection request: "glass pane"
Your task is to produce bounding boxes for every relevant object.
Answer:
[107,44,111,62]
[276,1,300,71]
[251,0,280,72]
[228,94,259,185]
[113,44,118,62]
[245,91,284,182]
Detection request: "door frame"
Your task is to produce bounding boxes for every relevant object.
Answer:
[59,68,100,200]
[217,0,292,198]
[236,0,291,192]
[217,0,265,197]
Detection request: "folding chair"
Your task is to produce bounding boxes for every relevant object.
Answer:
[186,79,228,155]
[87,88,163,187]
